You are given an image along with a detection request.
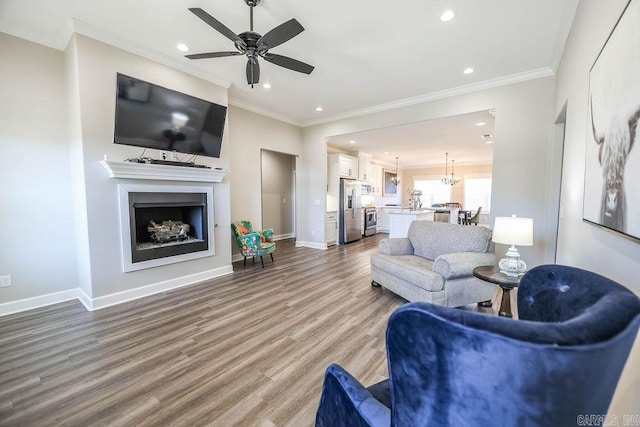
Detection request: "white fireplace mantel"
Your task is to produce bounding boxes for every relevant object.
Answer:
[100,160,228,183]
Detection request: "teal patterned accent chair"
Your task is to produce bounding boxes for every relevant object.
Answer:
[231,221,276,268]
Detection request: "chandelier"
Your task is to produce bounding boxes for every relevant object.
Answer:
[441,152,460,186]
[391,157,400,185]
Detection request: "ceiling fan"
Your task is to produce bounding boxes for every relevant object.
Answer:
[186,0,315,87]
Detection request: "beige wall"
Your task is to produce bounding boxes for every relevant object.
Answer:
[261,149,296,237]
[554,0,640,415]
[66,34,233,301]
[227,105,303,251]
[0,33,79,305]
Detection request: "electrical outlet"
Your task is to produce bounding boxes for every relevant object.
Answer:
[0,275,11,288]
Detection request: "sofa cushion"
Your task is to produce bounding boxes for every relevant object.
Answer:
[408,221,492,260]
[371,253,444,292]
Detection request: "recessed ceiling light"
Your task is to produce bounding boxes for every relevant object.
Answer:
[349,140,356,144]
[475,122,486,126]
[316,106,323,112]
[384,152,390,155]
[262,83,271,89]
[463,67,474,74]
[440,10,455,22]
[177,43,190,52]
[485,140,494,144]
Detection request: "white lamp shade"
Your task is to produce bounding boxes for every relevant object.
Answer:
[492,216,533,246]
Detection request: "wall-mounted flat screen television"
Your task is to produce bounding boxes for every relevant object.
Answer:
[114,73,227,158]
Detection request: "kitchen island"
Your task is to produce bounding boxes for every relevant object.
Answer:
[388,210,435,238]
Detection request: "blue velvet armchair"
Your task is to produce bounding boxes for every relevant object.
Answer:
[315,265,640,426]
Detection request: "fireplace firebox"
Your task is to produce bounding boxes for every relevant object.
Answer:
[119,184,215,272]
[129,192,208,263]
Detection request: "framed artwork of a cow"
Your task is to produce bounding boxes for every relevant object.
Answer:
[584,0,640,241]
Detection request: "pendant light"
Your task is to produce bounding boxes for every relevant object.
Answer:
[391,157,400,185]
[441,152,460,186]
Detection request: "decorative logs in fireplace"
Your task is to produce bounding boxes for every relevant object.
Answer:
[147,220,191,243]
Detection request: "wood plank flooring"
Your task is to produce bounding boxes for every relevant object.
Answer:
[0,235,498,426]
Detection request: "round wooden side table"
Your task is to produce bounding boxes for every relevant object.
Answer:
[473,265,522,318]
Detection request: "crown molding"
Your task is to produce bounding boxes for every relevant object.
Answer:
[0,18,74,51]
[3,16,562,132]
[70,19,232,89]
[550,0,580,72]
[227,99,301,126]
[300,67,556,128]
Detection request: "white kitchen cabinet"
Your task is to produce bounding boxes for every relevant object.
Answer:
[358,154,371,182]
[337,154,358,179]
[328,153,358,185]
[325,211,338,246]
[369,164,383,195]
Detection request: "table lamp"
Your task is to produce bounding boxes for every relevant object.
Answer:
[492,215,533,277]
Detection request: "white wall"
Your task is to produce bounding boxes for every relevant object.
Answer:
[555,0,640,290]
[67,34,233,301]
[302,77,557,266]
[227,105,302,243]
[554,0,640,415]
[0,33,79,305]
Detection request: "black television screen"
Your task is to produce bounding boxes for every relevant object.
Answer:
[114,73,227,158]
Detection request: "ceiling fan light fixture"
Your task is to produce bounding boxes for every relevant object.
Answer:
[176,43,190,52]
[186,3,314,87]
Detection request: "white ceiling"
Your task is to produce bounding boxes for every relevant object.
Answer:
[1,0,577,128]
[327,110,496,168]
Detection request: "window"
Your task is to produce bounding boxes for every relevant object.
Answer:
[464,176,492,212]
[412,178,452,207]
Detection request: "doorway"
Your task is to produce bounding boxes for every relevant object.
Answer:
[261,149,296,240]
[546,104,567,263]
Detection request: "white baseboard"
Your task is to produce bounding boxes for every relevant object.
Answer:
[87,265,234,311]
[0,265,234,316]
[272,233,294,241]
[77,287,93,311]
[295,240,328,250]
[0,289,79,317]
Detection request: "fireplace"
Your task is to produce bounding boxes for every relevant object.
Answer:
[118,184,214,272]
[129,191,208,262]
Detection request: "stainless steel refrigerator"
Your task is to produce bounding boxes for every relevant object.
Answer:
[339,179,362,244]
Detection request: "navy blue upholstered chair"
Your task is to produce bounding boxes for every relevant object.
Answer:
[315,265,640,426]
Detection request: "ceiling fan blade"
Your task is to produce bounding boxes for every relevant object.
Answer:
[246,59,260,85]
[263,53,314,74]
[185,51,242,60]
[189,8,246,49]
[257,18,305,50]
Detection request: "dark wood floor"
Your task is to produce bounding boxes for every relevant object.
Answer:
[0,234,499,426]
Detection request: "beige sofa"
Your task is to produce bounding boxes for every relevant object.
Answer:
[371,221,498,307]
